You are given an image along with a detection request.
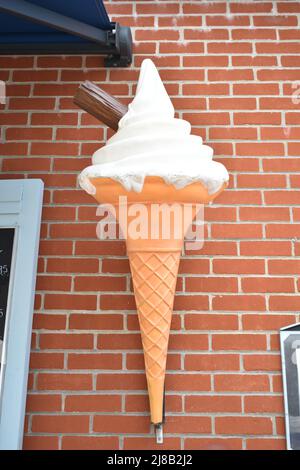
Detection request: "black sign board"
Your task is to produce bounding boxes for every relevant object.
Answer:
[0,228,15,363]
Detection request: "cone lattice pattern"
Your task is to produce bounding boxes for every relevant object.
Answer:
[129,251,180,379]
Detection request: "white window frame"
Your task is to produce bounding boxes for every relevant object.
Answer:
[0,179,43,449]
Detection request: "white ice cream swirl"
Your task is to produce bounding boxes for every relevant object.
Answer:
[79,59,229,195]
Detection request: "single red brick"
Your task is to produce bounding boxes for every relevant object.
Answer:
[31,112,78,125]
[210,39,253,52]
[74,275,126,292]
[239,207,289,221]
[212,295,266,311]
[186,240,238,256]
[114,16,155,28]
[183,2,226,13]
[136,29,180,41]
[68,353,122,370]
[53,157,89,172]
[159,15,201,27]
[281,55,300,70]
[212,189,262,206]
[232,55,277,66]
[213,259,265,274]
[0,56,34,68]
[185,354,240,371]
[184,112,230,125]
[210,97,256,110]
[186,395,242,412]
[133,42,156,54]
[232,29,276,40]
[10,97,56,110]
[169,334,209,351]
[37,373,92,391]
[216,416,272,435]
[47,258,99,273]
[23,436,59,450]
[231,2,273,12]
[257,42,300,54]
[2,158,51,172]
[36,275,71,292]
[164,416,211,434]
[234,112,281,125]
[37,56,82,67]
[261,126,300,139]
[39,240,73,256]
[44,294,97,310]
[159,42,204,54]
[183,55,228,67]
[94,414,149,433]
[0,142,28,155]
[244,395,284,413]
[166,374,211,391]
[65,394,122,412]
[208,69,254,81]
[240,241,291,256]
[255,15,298,26]
[29,352,64,370]
[265,191,300,205]
[215,374,270,392]
[100,294,135,311]
[56,127,103,141]
[242,314,296,330]
[266,223,300,238]
[33,313,67,330]
[174,295,209,311]
[236,142,284,156]
[39,333,93,350]
[76,240,126,256]
[213,334,267,351]
[32,414,89,433]
[137,2,179,13]
[26,394,62,412]
[97,373,147,391]
[42,206,76,221]
[243,354,282,372]
[98,333,141,350]
[179,259,210,274]
[186,276,237,293]
[160,69,204,81]
[69,313,123,330]
[270,295,300,311]
[185,314,238,331]
[212,223,263,239]
[242,277,294,293]
[207,15,250,26]
[31,142,79,156]
[183,83,229,96]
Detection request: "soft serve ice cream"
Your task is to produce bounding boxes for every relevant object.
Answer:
[79,59,229,196]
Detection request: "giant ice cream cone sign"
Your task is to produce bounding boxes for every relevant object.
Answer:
[78,60,229,442]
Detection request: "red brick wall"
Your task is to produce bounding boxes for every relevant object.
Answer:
[1,0,299,450]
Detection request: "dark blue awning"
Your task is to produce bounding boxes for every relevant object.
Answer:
[0,0,132,66]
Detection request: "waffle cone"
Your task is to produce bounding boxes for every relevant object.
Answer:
[88,176,227,425]
[127,221,183,424]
